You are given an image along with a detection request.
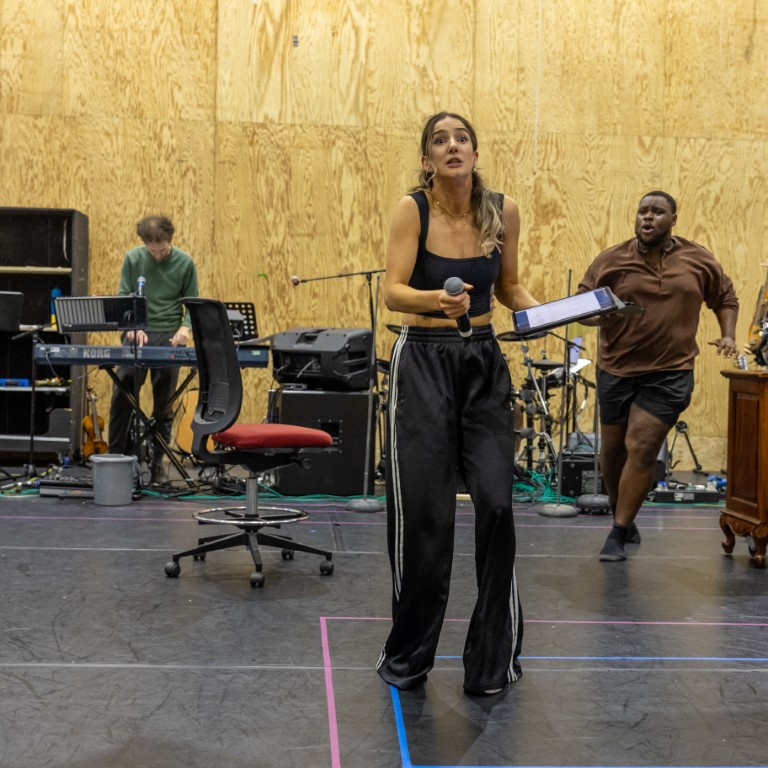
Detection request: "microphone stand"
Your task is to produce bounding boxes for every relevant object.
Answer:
[291,268,385,286]
[540,273,578,518]
[346,272,385,512]
[291,268,385,512]
[130,291,143,468]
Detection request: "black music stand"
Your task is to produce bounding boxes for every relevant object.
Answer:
[54,295,148,333]
[224,301,258,341]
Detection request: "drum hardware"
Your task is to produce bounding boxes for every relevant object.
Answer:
[514,343,559,475]
[530,359,562,371]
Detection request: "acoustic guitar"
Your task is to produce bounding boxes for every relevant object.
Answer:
[82,387,108,459]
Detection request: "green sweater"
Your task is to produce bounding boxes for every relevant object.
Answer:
[117,245,199,331]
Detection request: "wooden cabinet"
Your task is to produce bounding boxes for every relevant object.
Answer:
[0,207,88,458]
[719,370,768,566]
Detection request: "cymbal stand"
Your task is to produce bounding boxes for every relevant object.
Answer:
[515,342,557,474]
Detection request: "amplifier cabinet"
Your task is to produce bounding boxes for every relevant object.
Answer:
[273,389,377,496]
[271,327,372,391]
[560,442,667,499]
[560,454,606,498]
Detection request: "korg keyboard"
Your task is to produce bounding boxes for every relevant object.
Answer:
[34,343,269,368]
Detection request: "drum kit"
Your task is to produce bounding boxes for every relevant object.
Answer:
[497,330,595,479]
[374,325,595,485]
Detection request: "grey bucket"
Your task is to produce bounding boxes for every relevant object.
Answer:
[90,454,137,506]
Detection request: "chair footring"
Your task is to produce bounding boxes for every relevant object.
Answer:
[193,504,309,528]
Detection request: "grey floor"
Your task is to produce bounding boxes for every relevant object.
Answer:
[0,467,765,768]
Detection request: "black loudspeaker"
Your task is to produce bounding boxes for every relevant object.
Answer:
[271,327,372,391]
[560,438,669,498]
[561,454,606,498]
[273,389,377,496]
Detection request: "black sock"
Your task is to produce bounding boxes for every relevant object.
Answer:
[607,522,628,545]
[599,523,629,561]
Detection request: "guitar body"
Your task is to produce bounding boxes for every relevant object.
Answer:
[747,263,768,364]
[82,387,107,460]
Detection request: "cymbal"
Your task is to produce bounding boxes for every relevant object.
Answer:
[377,358,390,374]
[386,324,401,335]
[496,330,548,342]
[531,360,562,370]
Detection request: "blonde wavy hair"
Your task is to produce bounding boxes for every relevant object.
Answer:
[411,111,504,257]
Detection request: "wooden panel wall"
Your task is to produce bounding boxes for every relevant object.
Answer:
[2,0,767,470]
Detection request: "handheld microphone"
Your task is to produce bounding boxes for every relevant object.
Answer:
[290,275,300,287]
[137,276,146,297]
[443,277,472,338]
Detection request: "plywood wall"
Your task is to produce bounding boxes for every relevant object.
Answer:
[2,0,767,471]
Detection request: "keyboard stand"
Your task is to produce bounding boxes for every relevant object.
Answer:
[101,364,198,485]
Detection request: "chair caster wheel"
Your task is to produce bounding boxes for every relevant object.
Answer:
[320,560,334,576]
[193,553,206,561]
[281,549,294,560]
[165,561,180,578]
[250,572,265,588]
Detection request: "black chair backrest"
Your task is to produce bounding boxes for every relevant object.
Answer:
[183,298,243,461]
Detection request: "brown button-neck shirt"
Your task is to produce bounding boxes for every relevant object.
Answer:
[578,236,739,376]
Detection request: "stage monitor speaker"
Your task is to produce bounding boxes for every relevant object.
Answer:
[561,454,606,498]
[272,389,377,496]
[271,327,372,391]
[560,439,668,498]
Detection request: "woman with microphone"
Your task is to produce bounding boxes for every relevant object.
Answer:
[376,112,539,697]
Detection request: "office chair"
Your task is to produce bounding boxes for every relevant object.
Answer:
[163,298,335,588]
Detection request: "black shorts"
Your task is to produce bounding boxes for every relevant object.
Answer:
[596,368,694,427]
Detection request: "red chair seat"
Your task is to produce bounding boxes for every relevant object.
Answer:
[212,423,334,450]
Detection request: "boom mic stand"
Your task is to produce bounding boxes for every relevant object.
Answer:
[290,268,386,512]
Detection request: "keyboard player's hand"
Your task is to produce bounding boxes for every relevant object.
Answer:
[171,326,191,347]
[124,330,149,346]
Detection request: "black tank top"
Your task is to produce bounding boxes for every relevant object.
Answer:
[407,189,502,318]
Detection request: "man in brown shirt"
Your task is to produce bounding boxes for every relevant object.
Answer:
[578,191,739,561]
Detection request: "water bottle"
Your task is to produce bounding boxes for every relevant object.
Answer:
[50,287,63,330]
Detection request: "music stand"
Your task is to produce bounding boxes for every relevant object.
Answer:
[54,295,148,333]
[224,301,258,341]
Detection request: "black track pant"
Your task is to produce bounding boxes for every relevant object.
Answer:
[376,325,523,693]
